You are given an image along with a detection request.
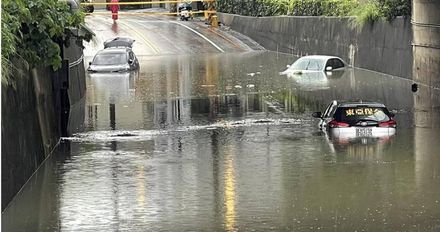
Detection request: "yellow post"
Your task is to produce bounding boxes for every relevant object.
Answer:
[211,15,218,28]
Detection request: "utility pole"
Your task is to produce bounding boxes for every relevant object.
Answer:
[412,0,440,87]
[412,0,440,127]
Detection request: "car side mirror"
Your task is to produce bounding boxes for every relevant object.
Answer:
[389,112,395,118]
[312,112,322,118]
[89,61,92,66]
[325,66,333,71]
[128,59,133,64]
[286,64,291,68]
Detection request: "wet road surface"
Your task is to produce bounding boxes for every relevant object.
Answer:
[3,14,440,232]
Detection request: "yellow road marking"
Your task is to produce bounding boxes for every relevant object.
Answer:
[118,21,161,54]
[206,28,245,51]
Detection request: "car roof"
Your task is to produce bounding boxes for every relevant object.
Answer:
[298,55,343,61]
[96,47,130,54]
[104,37,135,48]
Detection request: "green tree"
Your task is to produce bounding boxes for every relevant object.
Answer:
[377,0,411,20]
[1,0,89,85]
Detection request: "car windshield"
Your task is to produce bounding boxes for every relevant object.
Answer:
[93,53,127,65]
[290,58,324,71]
[334,106,391,123]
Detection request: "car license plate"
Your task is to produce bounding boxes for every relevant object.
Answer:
[356,128,372,137]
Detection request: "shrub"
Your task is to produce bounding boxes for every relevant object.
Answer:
[1,0,88,85]
[377,0,411,20]
[351,1,383,26]
[217,0,411,21]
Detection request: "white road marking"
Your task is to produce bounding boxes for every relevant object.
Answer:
[171,21,225,53]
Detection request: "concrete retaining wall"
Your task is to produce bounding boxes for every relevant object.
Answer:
[218,13,413,79]
[1,62,62,210]
[1,34,86,211]
[64,31,87,134]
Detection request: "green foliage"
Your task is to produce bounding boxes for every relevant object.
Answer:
[1,0,89,85]
[288,0,324,16]
[284,0,358,16]
[350,0,411,26]
[377,0,411,21]
[217,0,411,21]
[351,1,382,26]
[321,0,359,16]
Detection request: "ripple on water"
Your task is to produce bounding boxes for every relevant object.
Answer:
[62,118,310,142]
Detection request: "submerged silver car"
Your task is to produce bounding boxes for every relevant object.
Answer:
[312,100,396,139]
[88,47,139,72]
[280,55,347,75]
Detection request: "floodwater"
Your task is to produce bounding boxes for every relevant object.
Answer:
[3,51,440,231]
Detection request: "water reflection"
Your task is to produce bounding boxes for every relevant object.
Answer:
[323,130,395,163]
[86,71,139,130]
[224,145,236,231]
[286,71,330,91]
[88,71,137,103]
[413,79,440,191]
[413,83,440,128]
[282,69,348,91]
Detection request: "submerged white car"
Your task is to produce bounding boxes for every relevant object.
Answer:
[88,47,139,72]
[312,100,396,139]
[280,55,347,75]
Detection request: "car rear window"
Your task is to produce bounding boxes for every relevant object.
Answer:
[334,106,391,123]
[93,53,127,65]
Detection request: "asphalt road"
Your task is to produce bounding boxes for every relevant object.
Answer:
[83,13,261,58]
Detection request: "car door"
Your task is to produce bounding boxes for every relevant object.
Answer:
[132,51,139,70]
[320,101,338,129]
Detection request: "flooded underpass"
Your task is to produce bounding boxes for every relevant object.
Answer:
[3,51,440,231]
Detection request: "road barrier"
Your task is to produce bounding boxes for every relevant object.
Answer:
[85,10,216,16]
[80,0,215,5]
[80,0,218,26]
